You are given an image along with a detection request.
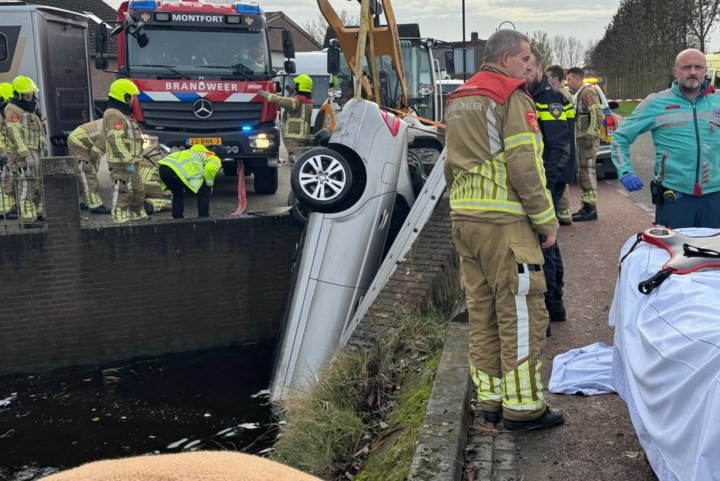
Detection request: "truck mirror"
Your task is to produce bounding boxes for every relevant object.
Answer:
[282,30,295,59]
[327,45,341,75]
[95,56,108,70]
[284,60,296,75]
[444,50,455,75]
[95,23,108,55]
[134,32,149,48]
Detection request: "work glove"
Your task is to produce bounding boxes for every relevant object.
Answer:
[620,173,644,192]
[125,164,135,174]
[258,89,269,99]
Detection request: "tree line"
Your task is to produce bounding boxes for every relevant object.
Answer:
[590,0,720,99]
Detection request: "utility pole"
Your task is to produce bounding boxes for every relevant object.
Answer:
[462,0,466,81]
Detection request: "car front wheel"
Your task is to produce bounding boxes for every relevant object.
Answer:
[291,147,353,212]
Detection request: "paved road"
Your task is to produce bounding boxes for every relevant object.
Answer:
[466,131,661,480]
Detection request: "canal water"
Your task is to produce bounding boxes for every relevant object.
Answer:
[0,343,278,480]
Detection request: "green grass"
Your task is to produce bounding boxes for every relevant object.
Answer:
[614,101,639,117]
[270,306,450,479]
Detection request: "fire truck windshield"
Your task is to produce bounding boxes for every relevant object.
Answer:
[128,27,271,78]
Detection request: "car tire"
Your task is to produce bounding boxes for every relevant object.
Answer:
[223,162,238,177]
[287,191,310,225]
[254,166,279,195]
[290,147,353,212]
[602,157,618,179]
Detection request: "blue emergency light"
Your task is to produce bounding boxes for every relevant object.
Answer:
[242,125,253,133]
[128,0,157,9]
[235,3,261,14]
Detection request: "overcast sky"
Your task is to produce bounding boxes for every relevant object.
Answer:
[102,0,720,51]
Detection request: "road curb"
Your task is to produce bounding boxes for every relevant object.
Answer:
[408,316,472,481]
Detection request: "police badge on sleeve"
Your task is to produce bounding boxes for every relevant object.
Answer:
[549,103,563,120]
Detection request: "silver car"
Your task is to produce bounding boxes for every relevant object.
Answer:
[271,99,417,402]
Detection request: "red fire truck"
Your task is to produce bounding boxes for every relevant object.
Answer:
[95,0,297,194]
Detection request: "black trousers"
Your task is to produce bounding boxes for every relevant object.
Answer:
[159,165,211,218]
[542,242,564,307]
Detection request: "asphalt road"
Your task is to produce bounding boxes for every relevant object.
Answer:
[470,130,661,481]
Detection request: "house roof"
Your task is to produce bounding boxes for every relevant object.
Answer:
[265,11,322,52]
[24,0,118,56]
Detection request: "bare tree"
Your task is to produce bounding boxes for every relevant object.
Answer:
[687,0,720,52]
[530,31,554,66]
[301,10,359,46]
[550,35,568,67]
[566,36,584,68]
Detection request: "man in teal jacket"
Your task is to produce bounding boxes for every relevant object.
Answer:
[157,144,223,219]
[611,48,720,228]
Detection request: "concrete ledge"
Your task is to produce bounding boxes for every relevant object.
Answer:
[408,319,471,481]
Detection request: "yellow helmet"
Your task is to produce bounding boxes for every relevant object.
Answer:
[294,74,313,93]
[0,82,14,102]
[12,75,39,95]
[108,78,139,104]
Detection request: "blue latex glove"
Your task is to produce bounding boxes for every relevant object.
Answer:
[125,164,135,174]
[620,174,644,192]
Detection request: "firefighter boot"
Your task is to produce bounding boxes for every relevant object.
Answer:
[572,203,597,222]
[557,208,573,226]
[504,407,566,432]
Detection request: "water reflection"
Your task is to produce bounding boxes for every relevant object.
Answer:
[0,343,277,480]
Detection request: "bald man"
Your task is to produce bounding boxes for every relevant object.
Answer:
[611,48,720,228]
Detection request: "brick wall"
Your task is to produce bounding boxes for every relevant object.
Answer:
[348,197,460,350]
[0,158,302,375]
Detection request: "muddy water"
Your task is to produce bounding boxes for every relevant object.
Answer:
[0,343,278,480]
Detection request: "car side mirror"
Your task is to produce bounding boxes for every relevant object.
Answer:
[282,30,296,59]
[608,101,620,110]
[327,45,341,75]
[444,50,455,75]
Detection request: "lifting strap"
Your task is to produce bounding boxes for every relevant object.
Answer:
[631,227,720,294]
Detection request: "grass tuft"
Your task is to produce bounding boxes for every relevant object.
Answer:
[271,306,450,478]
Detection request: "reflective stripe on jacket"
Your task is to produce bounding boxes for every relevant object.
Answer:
[611,81,720,196]
[103,108,143,165]
[157,150,221,193]
[531,76,572,189]
[444,64,558,236]
[68,119,105,160]
[573,84,602,139]
[0,112,7,154]
[4,102,44,157]
[267,93,313,140]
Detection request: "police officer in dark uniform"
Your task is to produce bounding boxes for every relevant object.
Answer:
[526,47,572,327]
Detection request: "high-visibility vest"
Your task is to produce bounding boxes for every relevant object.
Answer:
[157,149,221,193]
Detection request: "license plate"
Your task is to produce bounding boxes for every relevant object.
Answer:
[187,137,222,146]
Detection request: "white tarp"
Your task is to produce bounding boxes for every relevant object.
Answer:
[549,342,615,396]
[610,229,720,481]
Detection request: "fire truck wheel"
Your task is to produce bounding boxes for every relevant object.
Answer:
[222,162,238,177]
[254,166,278,195]
[290,147,353,213]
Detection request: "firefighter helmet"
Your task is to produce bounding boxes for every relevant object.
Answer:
[108,79,140,104]
[0,82,14,103]
[294,74,313,93]
[12,75,39,95]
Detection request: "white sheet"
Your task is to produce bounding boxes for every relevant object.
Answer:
[549,342,615,396]
[610,228,720,481]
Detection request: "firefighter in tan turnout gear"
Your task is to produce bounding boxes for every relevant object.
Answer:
[0,82,17,220]
[139,143,173,215]
[258,74,313,164]
[4,76,46,226]
[68,119,111,214]
[444,30,564,432]
[103,79,146,224]
[566,67,603,222]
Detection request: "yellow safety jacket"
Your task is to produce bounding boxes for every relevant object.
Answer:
[157,150,221,193]
[103,108,143,166]
[4,101,45,158]
[266,93,313,141]
[68,119,105,161]
[444,64,557,236]
[0,110,7,154]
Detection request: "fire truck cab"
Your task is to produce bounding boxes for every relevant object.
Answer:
[96,0,297,194]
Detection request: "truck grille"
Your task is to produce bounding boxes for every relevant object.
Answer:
[139,101,263,133]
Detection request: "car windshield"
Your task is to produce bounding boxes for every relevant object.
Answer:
[128,27,270,78]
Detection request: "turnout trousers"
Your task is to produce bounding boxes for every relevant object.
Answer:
[452,219,550,422]
[68,141,103,209]
[576,137,599,205]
